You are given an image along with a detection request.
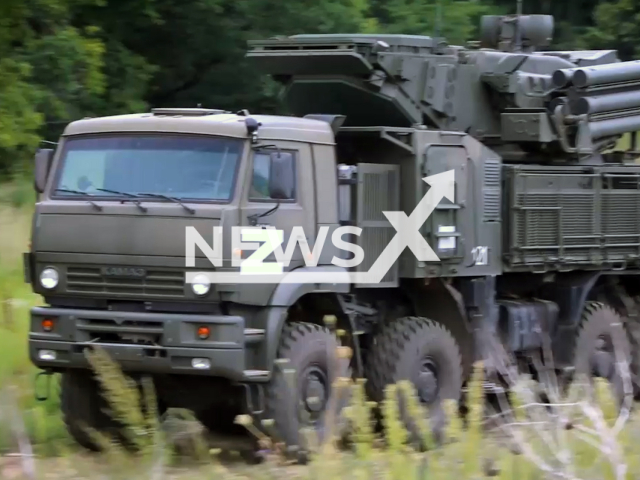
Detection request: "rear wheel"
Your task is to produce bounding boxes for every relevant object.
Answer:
[572,302,634,408]
[364,316,464,450]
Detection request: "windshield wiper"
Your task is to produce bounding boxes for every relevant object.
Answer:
[95,188,148,213]
[54,189,103,212]
[136,193,195,214]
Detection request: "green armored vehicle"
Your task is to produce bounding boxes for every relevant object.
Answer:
[25,12,640,457]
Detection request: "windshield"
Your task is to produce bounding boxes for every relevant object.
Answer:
[53,134,243,201]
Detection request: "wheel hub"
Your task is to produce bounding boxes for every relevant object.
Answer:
[592,335,614,379]
[301,366,328,416]
[416,358,439,404]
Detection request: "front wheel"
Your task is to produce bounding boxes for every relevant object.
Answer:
[60,369,125,451]
[261,322,350,464]
[61,369,163,452]
[364,316,464,450]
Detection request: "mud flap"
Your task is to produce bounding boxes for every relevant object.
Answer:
[34,370,53,402]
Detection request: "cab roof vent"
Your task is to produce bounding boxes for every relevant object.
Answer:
[151,107,228,117]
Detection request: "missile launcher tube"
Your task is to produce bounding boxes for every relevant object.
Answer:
[572,60,640,88]
[570,90,640,115]
[552,68,579,88]
[589,114,640,139]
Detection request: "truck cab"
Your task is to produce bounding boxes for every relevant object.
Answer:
[29,108,347,295]
[26,108,363,456]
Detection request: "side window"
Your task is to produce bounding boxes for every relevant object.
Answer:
[249,150,296,201]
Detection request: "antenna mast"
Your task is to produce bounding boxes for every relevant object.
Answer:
[514,0,523,51]
[434,0,443,38]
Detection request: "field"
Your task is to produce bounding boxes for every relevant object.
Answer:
[0,182,69,458]
[3,179,640,479]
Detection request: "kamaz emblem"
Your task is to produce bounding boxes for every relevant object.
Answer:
[101,267,146,278]
[471,247,489,266]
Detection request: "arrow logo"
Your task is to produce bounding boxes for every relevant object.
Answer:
[360,170,455,284]
[185,169,455,285]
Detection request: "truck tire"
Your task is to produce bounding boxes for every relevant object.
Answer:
[572,302,634,407]
[364,316,463,450]
[60,369,123,452]
[262,322,348,464]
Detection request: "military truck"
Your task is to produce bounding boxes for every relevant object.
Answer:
[25,12,640,458]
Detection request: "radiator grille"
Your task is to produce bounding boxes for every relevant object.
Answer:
[76,317,164,345]
[66,267,185,298]
[357,227,397,284]
[356,164,400,287]
[362,170,398,222]
[602,192,640,240]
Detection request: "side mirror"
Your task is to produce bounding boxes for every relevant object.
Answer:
[34,148,54,193]
[268,151,295,200]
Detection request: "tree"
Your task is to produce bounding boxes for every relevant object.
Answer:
[68,0,372,115]
[490,0,603,50]
[3,0,625,178]
[0,0,110,172]
[580,0,640,60]
[0,59,44,173]
[368,0,501,44]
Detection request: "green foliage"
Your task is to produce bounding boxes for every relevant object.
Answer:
[84,347,160,454]
[368,0,502,43]
[8,347,639,479]
[580,0,640,60]
[0,59,44,174]
[491,0,603,49]
[0,0,636,179]
[23,26,107,121]
[0,0,109,173]
[0,202,66,458]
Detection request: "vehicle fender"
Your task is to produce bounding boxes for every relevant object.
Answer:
[258,266,351,376]
[267,266,351,307]
[539,271,602,366]
[405,279,476,378]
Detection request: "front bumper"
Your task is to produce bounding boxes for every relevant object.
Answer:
[29,307,265,381]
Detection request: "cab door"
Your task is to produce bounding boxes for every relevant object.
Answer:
[239,142,316,271]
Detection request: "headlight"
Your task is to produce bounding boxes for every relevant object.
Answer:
[39,267,59,290]
[191,273,211,296]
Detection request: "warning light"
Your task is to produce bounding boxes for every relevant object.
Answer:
[42,318,55,332]
[197,326,210,339]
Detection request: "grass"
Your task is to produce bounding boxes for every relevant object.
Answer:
[2,177,640,479]
[0,179,70,458]
[615,133,638,152]
[0,204,36,375]
[4,343,640,480]
[0,195,32,376]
